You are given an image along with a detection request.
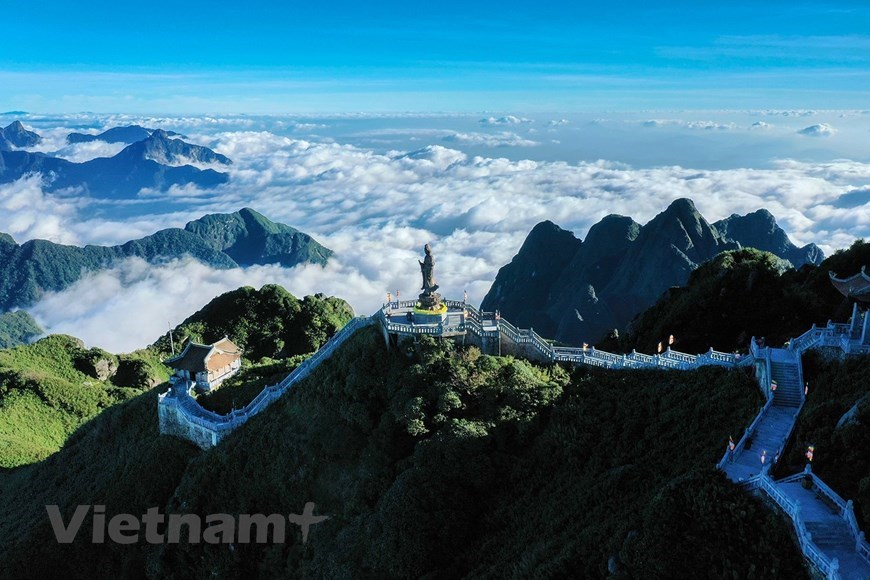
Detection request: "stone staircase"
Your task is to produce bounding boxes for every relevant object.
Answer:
[722,343,870,580]
[771,357,802,408]
[157,299,870,578]
[805,521,857,551]
[777,481,870,580]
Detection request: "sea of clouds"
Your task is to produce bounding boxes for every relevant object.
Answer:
[2,111,869,351]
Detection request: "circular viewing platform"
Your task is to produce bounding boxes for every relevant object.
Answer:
[380,299,500,338]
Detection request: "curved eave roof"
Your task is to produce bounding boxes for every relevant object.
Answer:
[829,266,870,302]
[164,336,242,372]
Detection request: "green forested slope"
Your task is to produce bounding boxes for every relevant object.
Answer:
[0,310,42,348]
[0,335,167,468]
[600,240,870,355]
[0,208,332,312]
[0,328,805,579]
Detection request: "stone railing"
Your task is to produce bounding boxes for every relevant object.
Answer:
[159,316,373,447]
[788,321,870,355]
[794,466,870,565]
[743,473,842,579]
[551,344,743,371]
[382,301,751,372]
[717,397,776,470]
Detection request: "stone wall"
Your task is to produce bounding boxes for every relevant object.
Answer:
[158,397,220,449]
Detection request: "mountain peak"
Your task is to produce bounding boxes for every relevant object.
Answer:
[126,130,231,166]
[183,208,331,267]
[0,232,16,247]
[725,208,777,231]
[149,128,172,141]
[584,214,640,250]
[520,220,579,256]
[238,207,264,219]
[0,120,41,148]
[67,125,175,145]
[662,197,700,219]
[713,210,823,267]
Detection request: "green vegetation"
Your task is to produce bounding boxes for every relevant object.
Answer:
[196,354,306,413]
[0,284,351,468]
[9,237,866,577]
[153,284,354,362]
[622,469,807,578]
[0,327,805,578]
[0,309,42,348]
[776,350,870,528]
[0,390,199,578]
[601,241,870,354]
[0,208,332,312]
[0,335,168,468]
[184,207,333,267]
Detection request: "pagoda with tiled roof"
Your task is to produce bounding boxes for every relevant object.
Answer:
[165,336,242,391]
[829,266,870,303]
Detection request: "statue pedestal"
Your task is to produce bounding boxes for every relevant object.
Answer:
[414,292,446,325]
[414,310,447,325]
[417,291,443,311]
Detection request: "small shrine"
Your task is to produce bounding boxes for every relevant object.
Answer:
[165,336,242,392]
[830,267,870,345]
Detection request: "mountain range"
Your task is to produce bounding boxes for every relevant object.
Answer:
[0,121,41,150]
[0,123,230,197]
[0,230,867,578]
[0,208,332,312]
[66,125,181,144]
[481,198,824,345]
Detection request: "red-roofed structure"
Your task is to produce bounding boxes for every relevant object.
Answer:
[165,336,242,391]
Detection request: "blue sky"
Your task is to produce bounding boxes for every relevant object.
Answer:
[2,1,869,112]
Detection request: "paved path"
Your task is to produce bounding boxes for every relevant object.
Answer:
[160,300,870,577]
[724,405,799,483]
[722,347,870,579]
[778,483,870,580]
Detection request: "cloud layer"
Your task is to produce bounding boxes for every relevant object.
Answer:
[3,112,869,351]
[798,123,837,137]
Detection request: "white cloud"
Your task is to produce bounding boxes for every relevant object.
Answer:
[479,115,531,125]
[52,140,129,163]
[0,175,82,244]
[442,131,540,147]
[750,121,773,129]
[798,123,837,137]
[5,114,870,352]
[643,119,735,130]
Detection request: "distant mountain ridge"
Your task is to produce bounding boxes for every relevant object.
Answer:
[0,121,41,150]
[0,310,42,348]
[66,125,181,145]
[481,198,824,345]
[133,129,231,166]
[0,126,229,197]
[0,208,332,312]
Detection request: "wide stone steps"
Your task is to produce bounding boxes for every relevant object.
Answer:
[776,482,870,579]
[804,521,855,547]
[771,361,802,408]
[827,551,870,580]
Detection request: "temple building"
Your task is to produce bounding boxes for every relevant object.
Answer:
[829,266,870,303]
[165,337,242,392]
[830,267,870,346]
